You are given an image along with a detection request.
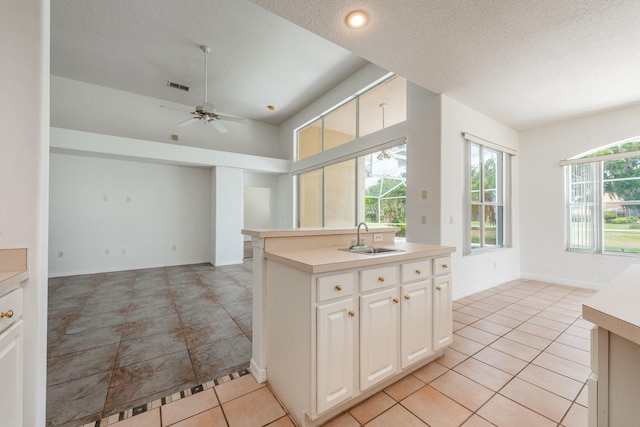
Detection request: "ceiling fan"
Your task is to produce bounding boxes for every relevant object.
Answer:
[177,45,245,133]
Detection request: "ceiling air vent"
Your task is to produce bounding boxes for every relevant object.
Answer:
[167,81,189,92]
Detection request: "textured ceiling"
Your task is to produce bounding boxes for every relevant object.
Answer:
[50,0,367,125]
[250,0,640,130]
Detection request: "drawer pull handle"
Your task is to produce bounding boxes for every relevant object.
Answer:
[404,295,411,300]
[0,310,14,319]
[378,276,385,282]
[436,286,442,291]
[415,269,421,275]
[442,264,448,269]
[335,285,342,291]
[393,298,399,304]
[348,310,355,317]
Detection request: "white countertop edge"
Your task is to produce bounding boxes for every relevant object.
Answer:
[241,227,399,238]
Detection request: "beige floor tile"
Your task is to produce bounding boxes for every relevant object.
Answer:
[483,313,522,328]
[322,412,360,427]
[365,404,427,427]
[214,374,264,404]
[384,374,425,401]
[478,394,556,427]
[267,415,296,426]
[575,384,588,407]
[161,388,218,426]
[527,315,569,332]
[170,407,226,427]
[469,300,505,312]
[496,308,533,322]
[533,352,591,382]
[564,325,590,339]
[222,387,285,427]
[516,322,562,340]
[401,385,472,427]
[509,303,542,316]
[461,414,495,427]
[503,329,552,350]
[561,403,588,427]
[472,347,528,375]
[456,305,493,319]
[545,342,590,366]
[430,370,494,411]
[349,392,395,425]
[500,378,571,422]
[537,310,577,325]
[516,363,583,401]
[450,333,485,356]
[453,358,512,391]
[470,319,513,336]
[436,347,469,368]
[489,294,520,303]
[411,361,448,383]
[555,333,590,351]
[452,320,466,332]
[490,337,541,362]
[111,408,161,427]
[453,311,480,325]
[546,305,581,318]
[573,318,594,329]
[456,326,500,346]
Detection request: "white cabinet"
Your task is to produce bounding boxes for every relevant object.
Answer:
[433,275,453,350]
[360,287,399,390]
[0,289,23,427]
[401,280,432,368]
[317,298,356,414]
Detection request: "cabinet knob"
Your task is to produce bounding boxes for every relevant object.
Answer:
[436,286,442,291]
[348,310,355,317]
[378,276,385,282]
[393,298,399,304]
[415,269,421,275]
[442,264,448,269]
[0,309,14,319]
[335,284,342,291]
[404,295,411,300]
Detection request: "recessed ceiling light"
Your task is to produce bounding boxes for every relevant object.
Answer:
[346,10,368,29]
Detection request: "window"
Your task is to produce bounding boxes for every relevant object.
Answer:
[297,145,406,231]
[564,139,640,254]
[295,75,407,161]
[465,133,513,253]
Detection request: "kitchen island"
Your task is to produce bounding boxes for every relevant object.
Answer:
[243,228,455,426]
[583,264,640,427]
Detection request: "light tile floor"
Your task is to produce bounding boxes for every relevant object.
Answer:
[51,271,597,427]
[103,277,595,427]
[46,262,254,427]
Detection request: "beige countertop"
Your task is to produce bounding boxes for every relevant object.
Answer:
[242,226,399,239]
[0,248,29,293]
[265,242,455,274]
[583,264,640,346]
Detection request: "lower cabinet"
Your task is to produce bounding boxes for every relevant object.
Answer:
[433,275,453,350]
[401,280,433,368]
[316,298,356,414]
[0,321,23,427]
[360,287,399,390]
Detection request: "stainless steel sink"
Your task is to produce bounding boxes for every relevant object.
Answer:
[339,247,404,255]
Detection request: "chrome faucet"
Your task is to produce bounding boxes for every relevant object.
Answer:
[356,222,369,248]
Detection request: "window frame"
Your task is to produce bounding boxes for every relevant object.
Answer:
[464,133,513,255]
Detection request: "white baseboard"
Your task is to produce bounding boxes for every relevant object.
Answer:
[453,272,521,301]
[519,272,604,290]
[47,259,213,278]
[249,358,267,383]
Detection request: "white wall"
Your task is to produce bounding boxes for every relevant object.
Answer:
[0,0,49,424]
[51,76,282,158]
[212,167,244,265]
[244,172,280,238]
[49,153,212,276]
[441,96,520,299]
[520,104,640,288]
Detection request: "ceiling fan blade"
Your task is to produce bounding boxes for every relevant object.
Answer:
[217,113,246,123]
[210,120,228,133]
[178,117,199,127]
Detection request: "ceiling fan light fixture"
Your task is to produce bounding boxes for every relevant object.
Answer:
[346,10,368,29]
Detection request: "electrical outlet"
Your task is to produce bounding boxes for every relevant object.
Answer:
[121,248,127,255]
[103,194,108,202]
[105,249,110,255]
[422,190,428,199]
[126,196,132,203]
[421,215,427,224]
[172,245,177,251]
[373,233,383,242]
[57,251,63,258]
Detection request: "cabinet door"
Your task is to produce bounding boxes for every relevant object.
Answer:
[433,276,453,350]
[360,287,399,391]
[0,320,23,427]
[317,298,356,414]
[401,280,432,368]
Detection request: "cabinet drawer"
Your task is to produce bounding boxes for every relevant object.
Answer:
[401,260,431,283]
[317,272,354,302]
[433,256,451,276]
[0,288,23,334]
[360,265,397,293]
